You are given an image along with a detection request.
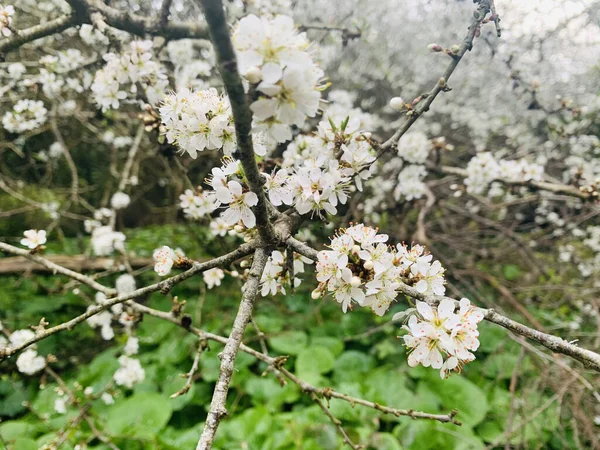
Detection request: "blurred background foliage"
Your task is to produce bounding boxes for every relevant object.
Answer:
[0,226,585,449]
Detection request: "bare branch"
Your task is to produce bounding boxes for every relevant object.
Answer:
[128,301,462,426]
[0,241,115,296]
[0,241,258,360]
[196,247,269,450]
[0,0,209,56]
[435,164,593,201]
[0,14,77,55]
[170,338,207,398]
[378,0,493,154]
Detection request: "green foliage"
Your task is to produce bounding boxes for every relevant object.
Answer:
[0,236,577,449]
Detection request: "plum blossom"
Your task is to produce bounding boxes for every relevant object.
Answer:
[203,268,225,289]
[400,298,483,378]
[113,355,145,388]
[160,88,236,158]
[2,99,48,133]
[110,192,131,210]
[20,229,47,249]
[153,246,178,276]
[0,5,14,37]
[16,349,46,375]
[316,225,447,315]
[233,14,324,144]
[214,181,258,229]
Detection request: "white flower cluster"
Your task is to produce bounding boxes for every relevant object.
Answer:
[207,158,260,228]
[20,229,47,249]
[110,192,131,210]
[179,188,217,220]
[464,152,545,195]
[233,14,324,145]
[38,49,89,98]
[2,99,48,133]
[401,298,483,378]
[92,40,167,111]
[3,329,46,375]
[86,292,117,340]
[314,224,447,316]
[276,116,375,216]
[113,355,145,388]
[91,226,126,256]
[0,5,14,37]
[260,250,312,296]
[398,131,431,164]
[160,88,236,158]
[392,131,432,201]
[86,275,136,340]
[84,209,127,256]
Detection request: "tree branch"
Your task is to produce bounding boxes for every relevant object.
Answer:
[197,0,275,242]
[128,301,462,426]
[0,241,257,360]
[0,1,209,56]
[0,14,77,55]
[0,242,115,295]
[196,247,269,450]
[288,239,600,372]
[378,0,492,154]
[435,164,592,201]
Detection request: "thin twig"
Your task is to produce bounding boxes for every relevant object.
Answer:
[170,338,207,398]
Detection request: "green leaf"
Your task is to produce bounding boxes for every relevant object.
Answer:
[268,331,308,355]
[104,393,173,439]
[12,438,38,450]
[310,336,344,356]
[502,264,521,281]
[296,346,335,375]
[0,421,39,440]
[424,374,489,427]
[370,433,403,450]
[333,351,375,383]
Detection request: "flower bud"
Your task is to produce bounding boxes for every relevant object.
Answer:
[427,43,443,53]
[230,270,239,278]
[450,44,460,55]
[240,260,249,268]
[245,66,262,84]
[364,260,374,270]
[350,276,362,288]
[351,244,361,254]
[234,224,245,233]
[311,289,322,299]
[389,97,404,110]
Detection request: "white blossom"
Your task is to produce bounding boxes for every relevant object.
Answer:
[153,245,178,276]
[16,349,46,375]
[20,229,47,249]
[113,355,145,388]
[203,267,225,289]
[110,192,131,210]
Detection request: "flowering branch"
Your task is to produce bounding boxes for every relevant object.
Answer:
[289,239,600,372]
[0,0,209,56]
[197,0,275,243]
